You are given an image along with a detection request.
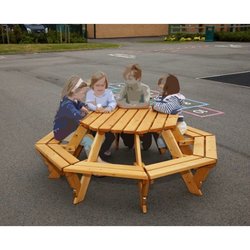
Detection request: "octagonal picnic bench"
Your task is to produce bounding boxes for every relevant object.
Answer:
[35,107,217,213]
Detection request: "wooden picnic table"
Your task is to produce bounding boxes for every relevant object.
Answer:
[36,107,217,213]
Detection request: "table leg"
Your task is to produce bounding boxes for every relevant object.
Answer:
[138,180,150,214]
[73,132,105,204]
[134,134,143,166]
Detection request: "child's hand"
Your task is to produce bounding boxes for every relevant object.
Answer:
[81,106,90,114]
[102,108,111,113]
[96,107,105,112]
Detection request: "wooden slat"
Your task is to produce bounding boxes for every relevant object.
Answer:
[48,139,60,144]
[145,155,201,171]
[48,144,79,165]
[136,109,158,134]
[89,112,116,131]
[123,109,149,134]
[150,113,168,132]
[111,109,138,133]
[73,161,144,171]
[193,136,205,157]
[205,135,217,159]
[64,164,148,180]
[35,144,69,170]
[164,115,178,129]
[80,112,102,128]
[146,157,216,179]
[99,108,127,132]
[36,131,54,144]
[185,130,201,138]
[187,126,212,136]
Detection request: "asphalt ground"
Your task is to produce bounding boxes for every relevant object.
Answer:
[0,40,250,226]
[202,71,250,87]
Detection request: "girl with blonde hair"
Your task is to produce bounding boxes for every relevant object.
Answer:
[53,75,104,162]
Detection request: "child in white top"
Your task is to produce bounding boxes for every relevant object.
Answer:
[85,71,116,159]
[86,71,116,112]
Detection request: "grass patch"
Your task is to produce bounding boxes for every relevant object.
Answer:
[0,43,120,54]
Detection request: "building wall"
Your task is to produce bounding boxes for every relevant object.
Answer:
[87,24,168,39]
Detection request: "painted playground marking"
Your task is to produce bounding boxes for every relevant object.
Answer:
[183,107,224,118]
[182,98,209,110]
[108,53,136,59]
[109,83,224,118]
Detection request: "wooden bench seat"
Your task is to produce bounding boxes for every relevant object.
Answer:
[185,126,213,138]
[35,143,79,178]
[145,155,216,196]
[64,161,148,180]
[35,131,80,179]
[145,156,216,179]
[64,161,150,212]
[35,122,217,213]
[193,135,217,159]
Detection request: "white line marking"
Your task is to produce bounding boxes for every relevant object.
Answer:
[196,70,250,79]
[108,53,136,59]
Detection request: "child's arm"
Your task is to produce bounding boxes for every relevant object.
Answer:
[64,102,85,120]
[142,84,151,103]
[153,96,182,114]
[85,90,97,111]
[117,85,126,101]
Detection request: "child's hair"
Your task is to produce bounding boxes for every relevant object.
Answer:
[61,75,88,98]
[90,71,108,89]
[158,74,180,97]
[123,64,142,80]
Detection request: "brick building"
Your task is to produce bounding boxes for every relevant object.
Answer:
[86,24,249,39]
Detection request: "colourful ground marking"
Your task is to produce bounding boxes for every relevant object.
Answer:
[109,83,224,118]
[182,98,209,110]
[183,107,224,118]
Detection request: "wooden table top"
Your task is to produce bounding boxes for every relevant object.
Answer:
[81,107,178,134]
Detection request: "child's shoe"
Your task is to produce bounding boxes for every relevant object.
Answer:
[103,150,112,156]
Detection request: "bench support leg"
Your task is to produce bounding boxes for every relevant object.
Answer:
[73,175,91,204]
[73,145,83,158]
[43,157,61,179]
[65,173,80,194]
[139,180,150,213]
[181,170,202,196]
[194,164,215,188]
